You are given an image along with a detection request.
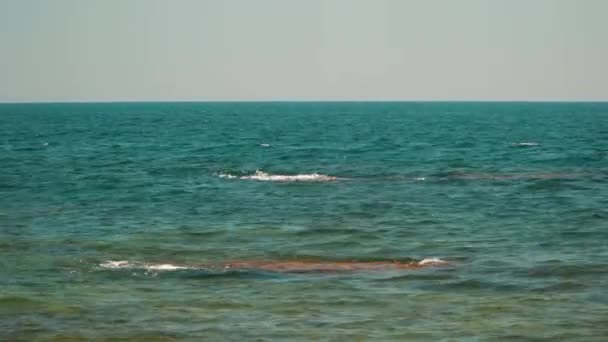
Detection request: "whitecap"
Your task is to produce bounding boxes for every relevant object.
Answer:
[260,143,271,147]
[99,260,191,271]
[145,264,188,271]
[512,142,539,147]
[99,260,131,269]
[418,258,448,265]
[239,170,338,182]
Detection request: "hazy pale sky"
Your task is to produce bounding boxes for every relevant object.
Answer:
[1,0,607,102]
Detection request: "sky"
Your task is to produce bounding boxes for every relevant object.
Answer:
[0,0,607,102]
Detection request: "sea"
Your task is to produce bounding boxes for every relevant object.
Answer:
[1,102,607,340]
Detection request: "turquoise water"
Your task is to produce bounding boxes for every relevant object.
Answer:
[1,102,607,340]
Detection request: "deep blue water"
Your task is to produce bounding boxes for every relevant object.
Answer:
[1,102,607,340]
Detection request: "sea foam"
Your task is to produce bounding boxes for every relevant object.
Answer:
[99,260,191,271]
[223,170,338,182]
[418,258,448,265]
[512,142,539,147]
[99,260,131,269]
[99,258,449,272]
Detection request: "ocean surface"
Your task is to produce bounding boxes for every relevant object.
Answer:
[1,102,607,340]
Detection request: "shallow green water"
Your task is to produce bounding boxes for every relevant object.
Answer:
[1,102,607,340]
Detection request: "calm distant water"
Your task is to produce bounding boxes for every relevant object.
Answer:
[1,102,607,340]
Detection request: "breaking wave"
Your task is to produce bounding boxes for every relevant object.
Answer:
[418,257,448,265]
[218,170,592,184]
[99,260,192,271]
[98,258,448,273]
[220,170,339,182]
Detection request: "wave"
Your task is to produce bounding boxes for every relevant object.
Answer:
[511,142,540,147]
[221,170,339,182]
[97,261,273,280]
[99,260,191,271]
[418,257,447,265]
[98,258,448,273]
[219,170,591,183]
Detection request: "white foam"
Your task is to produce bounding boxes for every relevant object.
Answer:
[418,258,447,265]
[99,260,191,271]
[99,260,131,269]
[512,142,539,147]
[238,170,338,182]
[260,143,271,147]
[414,177,426,181]
[218,173,237,179]
[145,264,188,271]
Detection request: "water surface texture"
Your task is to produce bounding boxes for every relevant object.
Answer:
[1,102,607,340]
